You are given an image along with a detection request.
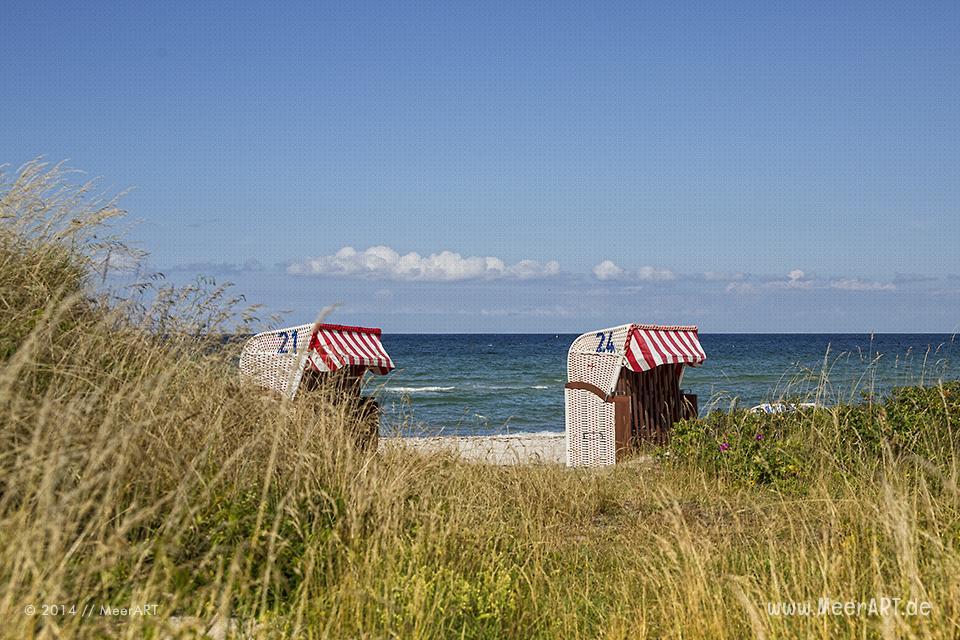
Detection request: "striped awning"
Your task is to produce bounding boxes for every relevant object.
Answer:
[307,323,395,374]
[623,324,706,372]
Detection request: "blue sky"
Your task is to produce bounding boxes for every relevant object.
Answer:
[2,1,958,332]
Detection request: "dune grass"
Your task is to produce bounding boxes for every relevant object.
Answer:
[1,160,959,638]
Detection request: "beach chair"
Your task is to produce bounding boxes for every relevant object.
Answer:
[239,322,395,447]
[564,324,706,467]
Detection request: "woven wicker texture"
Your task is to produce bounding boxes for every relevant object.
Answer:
[564,388,616,466]
[565,325,630,467]
[239,323,314,398]
[567,324,633,394]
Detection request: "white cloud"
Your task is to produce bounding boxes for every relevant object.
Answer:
[508,259,561,279]
[288,246,560,281]
[592,260,625,281]
[829,278,896,291]
[637,265,676,281]
[726,271,898,294]
[765,269,813,289]
[592,260,674,282]
[478,305,575,317]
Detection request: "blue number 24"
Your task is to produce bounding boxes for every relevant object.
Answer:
[595,331,615,353]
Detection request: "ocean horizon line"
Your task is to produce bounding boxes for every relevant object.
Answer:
[380,331,958,336]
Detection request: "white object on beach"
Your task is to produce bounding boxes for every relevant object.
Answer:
[238,322,394,399]
[565,324,706,468]
[749,402,820,414]
[382,432,567,465]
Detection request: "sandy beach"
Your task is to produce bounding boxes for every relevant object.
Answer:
[381,432,566,465]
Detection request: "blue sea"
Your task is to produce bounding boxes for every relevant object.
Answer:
[373,334,958,436]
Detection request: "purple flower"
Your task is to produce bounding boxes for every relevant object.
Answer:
[719,442,731,452]
[755,433,764,441]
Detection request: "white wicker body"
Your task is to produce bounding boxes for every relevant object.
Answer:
[239,323,315,398]
[564,388,616,466]
[564,325,631,468]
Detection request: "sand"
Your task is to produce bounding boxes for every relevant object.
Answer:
[381,432,566,465]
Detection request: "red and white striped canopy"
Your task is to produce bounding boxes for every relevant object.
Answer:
[307,323,395,374]
[623,325,706,372]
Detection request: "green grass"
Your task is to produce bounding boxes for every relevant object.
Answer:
[1,160,958,638]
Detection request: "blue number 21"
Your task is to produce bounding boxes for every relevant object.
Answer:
[595,331,615,353]
[277,330,299,354]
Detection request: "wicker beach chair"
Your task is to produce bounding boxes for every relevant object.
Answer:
[239,323,395,447]
[565,324,706,467]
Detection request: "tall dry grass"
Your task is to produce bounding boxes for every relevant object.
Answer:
[1,160,959,638]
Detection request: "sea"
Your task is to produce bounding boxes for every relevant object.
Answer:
[373,334,958,436]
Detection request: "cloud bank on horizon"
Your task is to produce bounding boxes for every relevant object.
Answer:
[592,260,675,282]
[145,250,957,332]
[279,248,902,295]
[287,246,560,282]
[150,259,956,333]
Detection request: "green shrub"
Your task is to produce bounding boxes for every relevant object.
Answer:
[663,412,808,489]
[661,382,960,488]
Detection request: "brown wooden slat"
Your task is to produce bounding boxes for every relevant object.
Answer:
[613,395,632,460]
[615,363,689,447]
[564,381,611,401]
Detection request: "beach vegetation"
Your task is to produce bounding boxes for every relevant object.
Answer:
[1,160,958,638]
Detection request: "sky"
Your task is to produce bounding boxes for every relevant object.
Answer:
[2,1,959,332]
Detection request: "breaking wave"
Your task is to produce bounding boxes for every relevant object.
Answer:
[384,386,456,394]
